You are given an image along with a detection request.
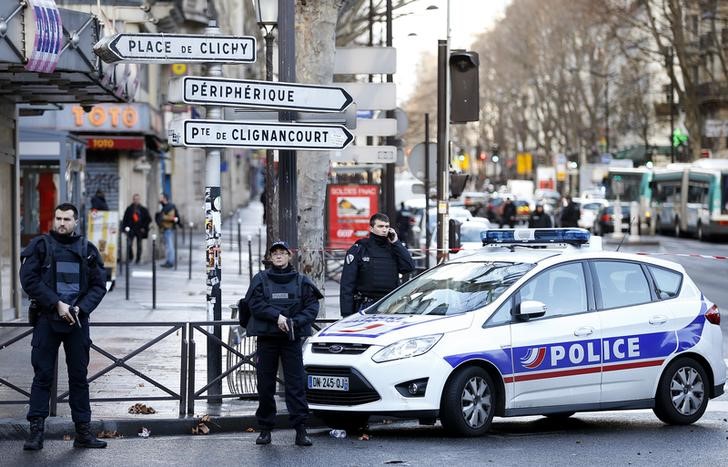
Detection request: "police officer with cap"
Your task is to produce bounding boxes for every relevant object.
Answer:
[340,212,415,317]
[19,203,107,451]
[243,240,323,446]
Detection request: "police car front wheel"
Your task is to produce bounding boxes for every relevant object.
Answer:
[440,367,496,436]
[653,357,709,425]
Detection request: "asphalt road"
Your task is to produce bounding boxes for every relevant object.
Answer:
[3,410,727,466]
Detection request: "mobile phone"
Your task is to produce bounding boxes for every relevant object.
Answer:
[387,230,395,240]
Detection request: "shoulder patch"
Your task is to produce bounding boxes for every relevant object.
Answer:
[345,254,355,264]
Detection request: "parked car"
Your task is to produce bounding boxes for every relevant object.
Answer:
[593,203,631,236]
[573,198,608,231]
[304,228,725,436]
[460,191,489,215]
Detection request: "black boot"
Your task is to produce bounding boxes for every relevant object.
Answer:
[256,430,271,445]
[73,422,107,449]
[295,427,312,446]
[23,417,45,451]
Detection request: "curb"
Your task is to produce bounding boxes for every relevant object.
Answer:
[0,413,326,441]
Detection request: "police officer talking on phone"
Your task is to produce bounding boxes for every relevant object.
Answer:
[19,203,108,451]
[243,241,323,446]
[340,212,415,317]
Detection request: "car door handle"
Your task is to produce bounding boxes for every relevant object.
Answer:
[574,327,594,336]
[649,315,667,325]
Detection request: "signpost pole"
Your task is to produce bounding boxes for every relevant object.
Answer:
[424,113,431,269]
[278,0,297,254]
[204,20,223,404]
[264,31,276,250]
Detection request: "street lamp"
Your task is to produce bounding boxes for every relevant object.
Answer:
[253,0,278,249]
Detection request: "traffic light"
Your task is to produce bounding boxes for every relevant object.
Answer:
[449,50,480,123]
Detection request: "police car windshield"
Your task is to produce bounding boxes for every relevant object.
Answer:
[371,262,533,316]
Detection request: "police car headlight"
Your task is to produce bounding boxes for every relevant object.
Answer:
[371,334,443,363]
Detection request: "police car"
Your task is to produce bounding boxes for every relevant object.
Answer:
[304,228,725,436]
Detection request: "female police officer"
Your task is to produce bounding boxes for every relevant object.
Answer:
[243,241,323,446]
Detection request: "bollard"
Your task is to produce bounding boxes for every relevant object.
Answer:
[152,234,157,309]
[174,217,179,270]
[229,211,234,250]
[257,226,262,272]
[248,235,253,282]
[124,227,130,301]
[238,218,242,275]
[188,221,193,280]
[181,220,186,244]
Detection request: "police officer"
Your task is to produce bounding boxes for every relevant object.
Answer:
[340,213,415,317]
[243,241,323,446]
[19,203,107,451]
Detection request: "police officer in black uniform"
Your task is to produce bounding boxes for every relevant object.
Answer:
[243,241,323,446]
[19,203,107,451]
[340,212,415,317]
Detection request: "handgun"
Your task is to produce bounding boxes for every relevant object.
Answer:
[72,306,81,328]
[286,318,295,341]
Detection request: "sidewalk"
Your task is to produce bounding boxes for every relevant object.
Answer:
[0,200,342,440]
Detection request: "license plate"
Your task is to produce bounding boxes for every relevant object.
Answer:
[307,375,349,391]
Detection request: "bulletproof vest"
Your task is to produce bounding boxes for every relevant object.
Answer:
[48,236,85,305]
[356,239,399,297]
[262,270,302,318]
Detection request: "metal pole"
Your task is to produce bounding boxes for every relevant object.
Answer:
[264,31,276,250]
[278,0,297,256]
[604,80,610,154]
[248,235,253,282]
[238,219,242,275]
[424,113,431,269]
[152,234,157,309]
[436,39,450,263]
[257,226,262,272]
[204,20,223,404]
[174,217,179,270]
[384,0,396,221]
[229,211,234,250]
[124,227,130,300]
[668,47,675,163]
[188,221,193,280]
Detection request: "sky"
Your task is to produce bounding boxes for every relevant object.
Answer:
[392,0,511,104]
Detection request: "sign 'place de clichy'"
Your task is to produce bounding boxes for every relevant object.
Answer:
[94,33,256,63]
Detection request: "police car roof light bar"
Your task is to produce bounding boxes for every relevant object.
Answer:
[481,228,591,246]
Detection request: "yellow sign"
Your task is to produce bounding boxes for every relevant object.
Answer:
[86,210,119,282]
[516,152,533,175]
[171,63,188,75]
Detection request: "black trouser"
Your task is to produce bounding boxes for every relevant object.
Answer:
[27,316,91,423]
[126,233,143,262]
[255,335,308,430]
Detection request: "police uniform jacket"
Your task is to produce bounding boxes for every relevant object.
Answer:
[20,232,107,322]
[244,265,323,338]
[339,234,415,317]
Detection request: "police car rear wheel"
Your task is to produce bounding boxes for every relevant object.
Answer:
[440,367,495,436]
[653,357,708,425]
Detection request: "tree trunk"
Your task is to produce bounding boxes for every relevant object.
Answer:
[295,0,341,317]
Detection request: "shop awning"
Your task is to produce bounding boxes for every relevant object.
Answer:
[0,1,133,105]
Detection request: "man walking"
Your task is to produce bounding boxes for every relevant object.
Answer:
[242,241,323,446]
[19,203,108,450]
[121,193,151,264]
[340,213,415,317]
[157,193,178,268]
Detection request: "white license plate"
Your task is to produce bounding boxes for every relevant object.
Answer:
[307,375,349,391]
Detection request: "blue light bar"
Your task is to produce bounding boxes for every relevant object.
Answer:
[481,228,591,245]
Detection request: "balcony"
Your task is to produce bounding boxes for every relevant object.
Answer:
[696,82,728,105]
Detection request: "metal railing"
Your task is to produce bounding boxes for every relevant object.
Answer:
[0,317,339,416]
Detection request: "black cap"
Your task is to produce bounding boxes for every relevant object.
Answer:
[269,240,291,254]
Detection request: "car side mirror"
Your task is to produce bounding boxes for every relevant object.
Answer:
[516,300,547,321]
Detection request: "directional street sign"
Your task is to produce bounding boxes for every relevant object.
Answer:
[169,76,353,112]
[168,119,353,151]
[94,33,256,64]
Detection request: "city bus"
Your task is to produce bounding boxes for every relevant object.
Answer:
[602,167,653,234]
[651,159,728,240]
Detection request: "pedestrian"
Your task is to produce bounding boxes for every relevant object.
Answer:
[121,193,152,264]
[500,197,517,228]
[395,202,414,246]
[241,240,323,446]
[90,189,109,211]
[340,212,415,317]
[528,204,552,228]
[156,193,178,268]
[19,203,108,451]
[559,195,580,227]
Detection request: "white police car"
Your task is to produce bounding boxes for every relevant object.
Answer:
[304,228,725,436]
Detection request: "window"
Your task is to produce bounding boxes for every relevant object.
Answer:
[485,299,512,327]
[593,261,652,309]
[648,266,682,299]
[518,263,587,317]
